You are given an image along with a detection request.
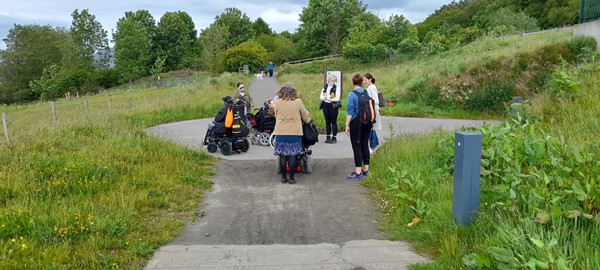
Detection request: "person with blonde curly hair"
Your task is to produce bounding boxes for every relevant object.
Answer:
[273,83,310,184]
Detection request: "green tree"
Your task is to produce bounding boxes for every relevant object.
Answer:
[256,34,298,63]
[218,41,268,73]
[113,16,152,83]
[0,24,78,103]
[214,8,255,47]
[155,11,198,71]
[122,10,158,67]
[253,17,273,36]
[70,9,109,68]
[199,23,230,72]
[382,14,418,50]
[297,0,367,57]
[342,15,386,62]
[488,7,540,33]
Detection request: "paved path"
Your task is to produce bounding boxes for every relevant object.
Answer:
[145,74,497,269]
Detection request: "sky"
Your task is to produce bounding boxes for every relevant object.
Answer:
[0,0,453,49]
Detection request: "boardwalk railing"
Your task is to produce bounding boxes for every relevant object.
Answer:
[284,54,343,65]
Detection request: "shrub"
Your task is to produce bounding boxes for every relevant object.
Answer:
[342,43,387,63]
[464,80,515,112]
[217,41,268,73]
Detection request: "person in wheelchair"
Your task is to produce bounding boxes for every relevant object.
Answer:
[203,96,251,155]
[207,96,234,137]
[247,99,276,145]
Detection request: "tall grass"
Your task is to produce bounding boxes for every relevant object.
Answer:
[0,72,249,269]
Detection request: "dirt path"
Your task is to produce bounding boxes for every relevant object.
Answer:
[144,74,496,269]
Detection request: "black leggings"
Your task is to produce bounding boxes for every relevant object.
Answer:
[279,156,298,180]
[349,118,371,168]
[322,103,339,136]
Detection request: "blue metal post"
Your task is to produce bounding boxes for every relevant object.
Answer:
[452,132,482,225]
[511,96,522,116]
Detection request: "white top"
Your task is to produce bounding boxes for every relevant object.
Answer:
[366,84,380,110]
[320,84,341,103]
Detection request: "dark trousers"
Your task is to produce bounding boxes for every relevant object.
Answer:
[349,118,371,167]
[268,70,273,77]
[322,103,339,136]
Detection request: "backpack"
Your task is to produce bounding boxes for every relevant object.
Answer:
[224,107,234,128]
[353,89,376,126]
[377,91,386,107]
[231,106,249,136]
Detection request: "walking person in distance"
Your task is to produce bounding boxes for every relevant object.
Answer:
[319,75,341,144]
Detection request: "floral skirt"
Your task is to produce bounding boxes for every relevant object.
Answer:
[274,135,304,156]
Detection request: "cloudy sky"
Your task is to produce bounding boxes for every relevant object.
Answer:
[0,0,453,49]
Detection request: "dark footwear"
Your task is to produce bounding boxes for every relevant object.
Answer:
[281,178,288,183]
[288,179,296,184]
[330,137,337,144]
[324,136,331,144]
[363,170,369,177]
[346,172,364,181]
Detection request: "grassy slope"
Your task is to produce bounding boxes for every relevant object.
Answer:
[359,34,600,269]
[0,72,249,269]
[279,30,574,126]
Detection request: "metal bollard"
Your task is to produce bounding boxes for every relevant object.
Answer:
[511,96,522,116]
[452,132,482,225]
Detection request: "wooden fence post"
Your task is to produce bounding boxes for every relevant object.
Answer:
[2,112,8,142]
[84,100,89,110]
[50,101,57,121]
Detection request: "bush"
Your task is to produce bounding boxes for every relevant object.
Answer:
[465,80,515,112]
[217,41,268,73]
[342,43,387,63]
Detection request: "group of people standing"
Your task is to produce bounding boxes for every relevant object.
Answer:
[211,72,382,184]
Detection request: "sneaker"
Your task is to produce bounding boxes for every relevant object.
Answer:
[324,136,331,144]
[363,170,369,177]
[346,172,364,181]
[330,137,337,144]
[281,178,288,184]
[288,179,296,184]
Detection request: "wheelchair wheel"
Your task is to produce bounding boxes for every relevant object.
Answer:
[303,155,313,174]
[241,138,251,152]
[258,133,270,146]
[220,140,233,155]
[207,142,218,153]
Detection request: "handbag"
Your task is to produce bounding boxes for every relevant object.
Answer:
[319,100,324,110]
[302,120,319,146]
[331,101,342,109]
[369,130,379,149]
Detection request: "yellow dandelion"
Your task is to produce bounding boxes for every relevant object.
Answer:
[11,238,16,242]
[21,244,27,250]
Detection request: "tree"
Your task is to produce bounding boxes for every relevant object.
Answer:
[0,24,78,103]
[122,10,158,67]
[70,9,109,68]
[342,15,386,62]
[253,18,273,36]
[155,11,198,71]
[214,8,255,47]
[218,41,268,73]
[296,0,367,57]
[381,14,418,50]
[256,34,297,63]
[113,16,152,83]
[199,23,230,72]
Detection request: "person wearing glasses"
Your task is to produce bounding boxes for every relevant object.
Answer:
[235,82,253,130]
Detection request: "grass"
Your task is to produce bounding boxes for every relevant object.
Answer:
[0,72,250,269]
[363,55,600,268]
